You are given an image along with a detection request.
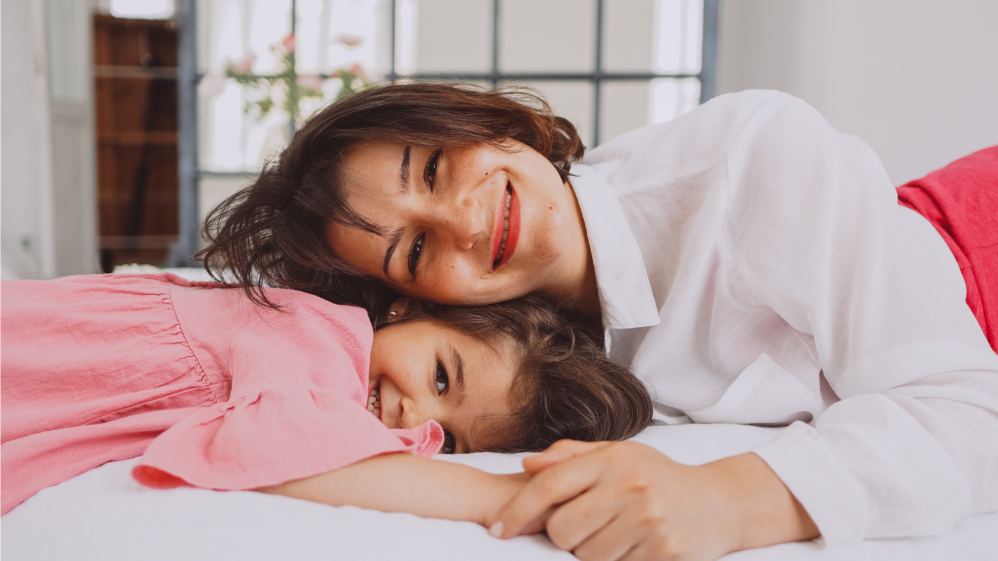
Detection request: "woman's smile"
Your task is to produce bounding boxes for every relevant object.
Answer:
[491,182,520,269]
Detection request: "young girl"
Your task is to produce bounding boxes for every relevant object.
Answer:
[1,273,652,520]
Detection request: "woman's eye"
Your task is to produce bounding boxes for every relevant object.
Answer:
[434,361,449,395]
[407,233,425,277]
[442,430,456,454]
[424,149,442,191]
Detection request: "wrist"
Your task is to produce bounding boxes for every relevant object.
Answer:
[711,453,820,551]
[480,471,530,528]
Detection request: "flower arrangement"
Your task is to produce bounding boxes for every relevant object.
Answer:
[224,33,370,122]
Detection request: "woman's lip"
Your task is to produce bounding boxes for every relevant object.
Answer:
[490,185,507,265]
[495,186,519,268]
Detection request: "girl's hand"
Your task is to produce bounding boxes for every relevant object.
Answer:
[490,440,819,561]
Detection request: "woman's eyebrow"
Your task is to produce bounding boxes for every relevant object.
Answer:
[399,146,411,193]
[449,345,466,406]
[382,227,404,279]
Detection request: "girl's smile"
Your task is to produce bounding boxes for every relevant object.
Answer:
[366,384,380,418]
[368,318,518,454]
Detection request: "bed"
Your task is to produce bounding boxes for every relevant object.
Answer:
[4,268,996,559]
[3,423,996,560]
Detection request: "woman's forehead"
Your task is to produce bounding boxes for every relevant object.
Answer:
[341,142,406,193]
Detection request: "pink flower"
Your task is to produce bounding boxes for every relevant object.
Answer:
[347,64,368,82]
[199,72,224,97]
[282,33,296,54]
[335,33,363,48]
[297,75,324,91]
[230,53,256,74]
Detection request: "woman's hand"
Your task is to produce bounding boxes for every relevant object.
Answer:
[489,440,819,561]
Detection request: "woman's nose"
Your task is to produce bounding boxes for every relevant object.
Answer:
[431,194,485,250]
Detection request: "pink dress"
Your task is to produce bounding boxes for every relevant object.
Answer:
[1,273,443,515]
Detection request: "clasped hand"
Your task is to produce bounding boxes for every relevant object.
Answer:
[488,440,818,561]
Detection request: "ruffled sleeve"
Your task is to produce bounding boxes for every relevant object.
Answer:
[131,294,443,490]
[132,389,443,490]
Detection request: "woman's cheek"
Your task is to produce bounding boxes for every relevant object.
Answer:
[525,209,566,266]
[422,267,485,305]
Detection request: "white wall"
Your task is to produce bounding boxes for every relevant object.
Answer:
[1,0,99,279]
[717,0,998,185]
[2,0,53,279]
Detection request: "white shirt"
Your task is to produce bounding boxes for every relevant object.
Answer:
[572,90,998,546]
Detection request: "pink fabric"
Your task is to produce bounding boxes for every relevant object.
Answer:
[1,273,443,515]
[897,146,998,351]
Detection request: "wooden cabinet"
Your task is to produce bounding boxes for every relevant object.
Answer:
[93,14,178,271]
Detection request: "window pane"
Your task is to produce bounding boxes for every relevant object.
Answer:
[198,0,294,172]
[504,80,594,149]
[654,0,702,74]
[500,0,595,73]
[600,81,651,145]
[198,0,384,172]
[296,0,381,77]
[407,0,491,74]
[649,77,700,123]
[603,0,655,73]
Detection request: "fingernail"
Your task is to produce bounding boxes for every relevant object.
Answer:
[488,521,504,538]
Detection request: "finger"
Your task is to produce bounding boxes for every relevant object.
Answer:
[522,440,609,474]
[518,506,554,535]
[620,535,680,561]
[493,453,606,538]
[571,505,646,561]
[543,482,623,551]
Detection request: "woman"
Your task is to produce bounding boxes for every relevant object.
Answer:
[201,83,998,560]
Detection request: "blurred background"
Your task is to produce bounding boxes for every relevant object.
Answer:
[2,0,997,279]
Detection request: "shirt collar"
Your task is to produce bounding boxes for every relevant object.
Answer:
[569,164,660,330]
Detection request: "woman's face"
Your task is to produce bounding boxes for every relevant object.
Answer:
[368,318,516,454]
[326,140,590,306]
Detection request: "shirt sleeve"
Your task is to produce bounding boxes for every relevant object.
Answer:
[131,302,444,491]
[724,93,998,545]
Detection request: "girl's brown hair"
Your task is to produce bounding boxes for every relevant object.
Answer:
[198,82,586,319]
[394,294,652,453]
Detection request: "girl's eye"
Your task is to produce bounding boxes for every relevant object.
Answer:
[407,233,425,277]
[434,360,449,395]
[442,430,456,454]
[424,149,442,191]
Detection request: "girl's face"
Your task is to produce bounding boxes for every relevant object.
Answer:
[368,318,517,454]
[326,141,591,306]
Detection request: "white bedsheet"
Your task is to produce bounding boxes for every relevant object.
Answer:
[3,423,995,560]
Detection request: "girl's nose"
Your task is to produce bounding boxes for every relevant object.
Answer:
[398,397,429,430]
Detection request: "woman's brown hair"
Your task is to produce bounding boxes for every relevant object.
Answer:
[198,82,586,319]
[393,294,653,453]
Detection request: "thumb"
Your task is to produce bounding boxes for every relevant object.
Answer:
[522,440,608,474]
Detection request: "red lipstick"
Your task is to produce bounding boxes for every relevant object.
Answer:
[494,184,519,269]
[491,187,506,266]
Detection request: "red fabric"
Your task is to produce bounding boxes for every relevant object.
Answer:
[896,146,998,352]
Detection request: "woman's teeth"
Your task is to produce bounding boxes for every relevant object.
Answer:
[367,385,380,418]
[494,187,512,267]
